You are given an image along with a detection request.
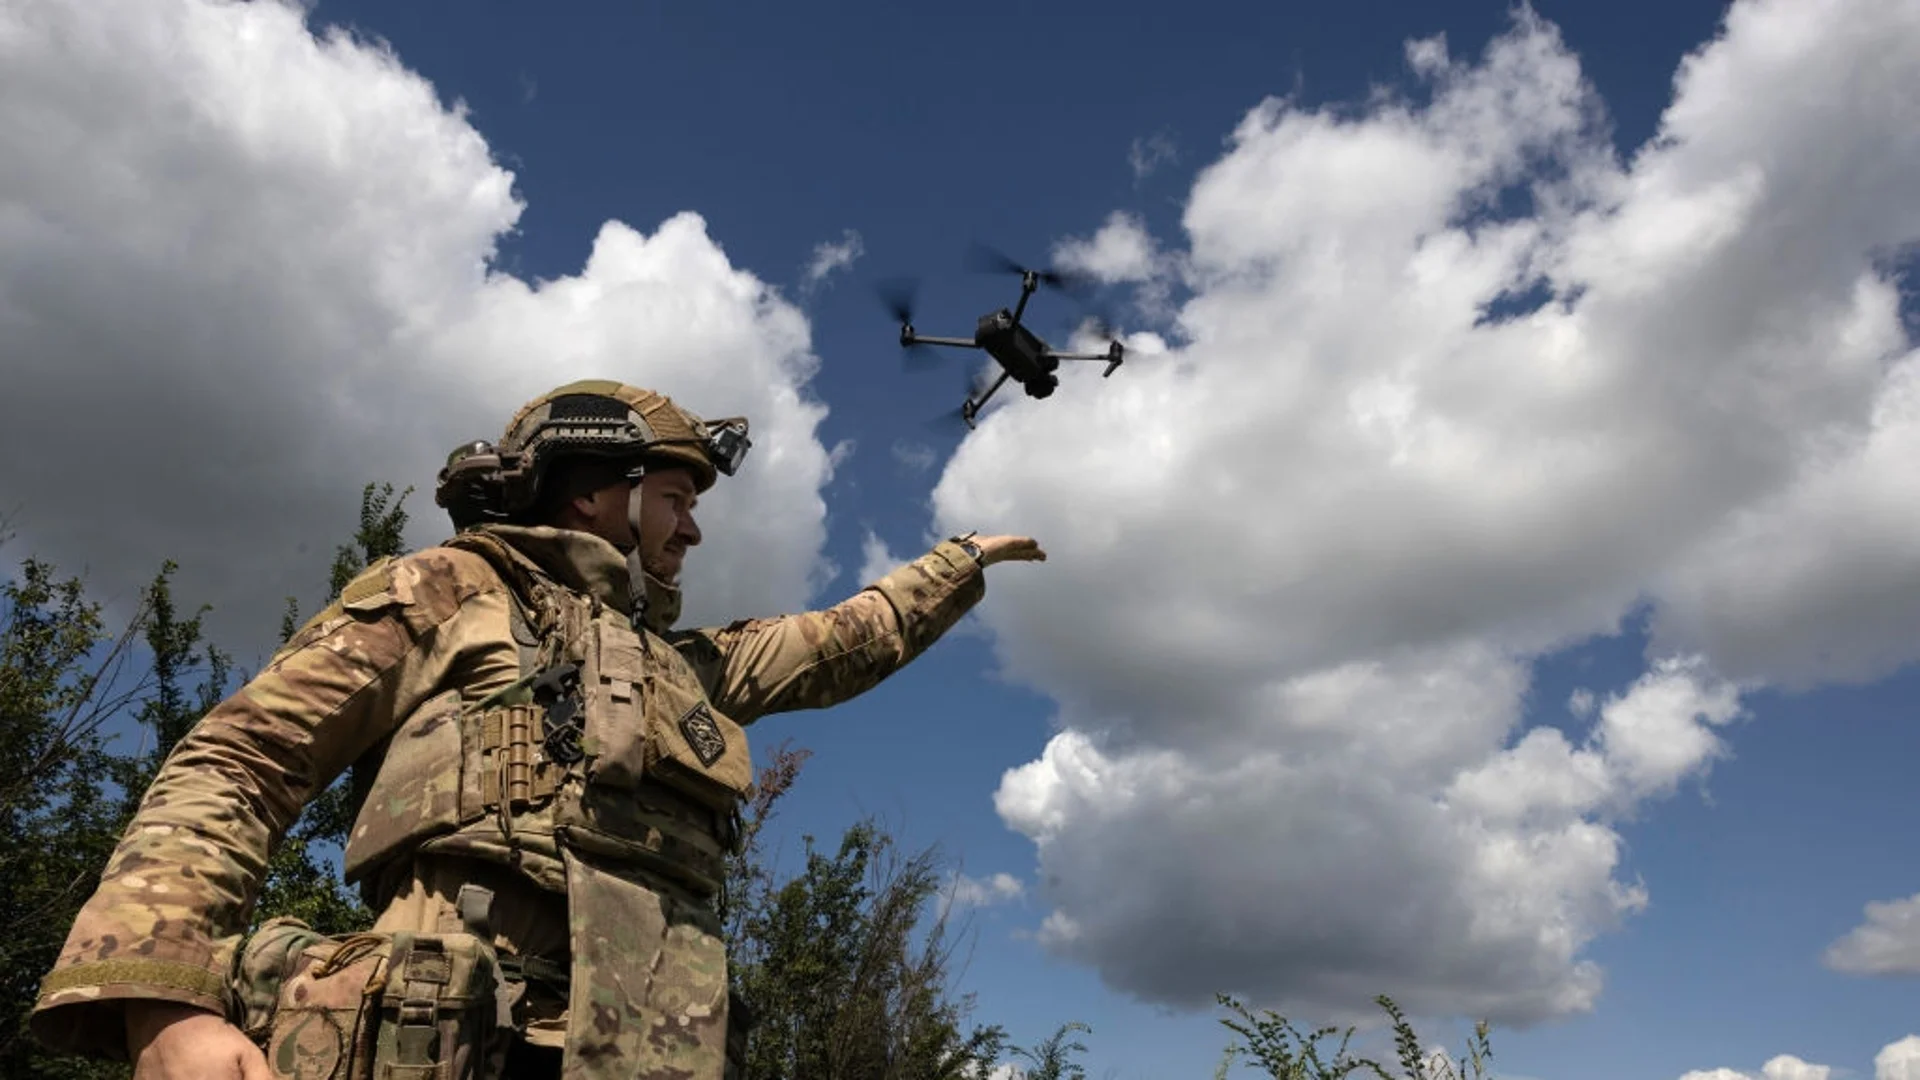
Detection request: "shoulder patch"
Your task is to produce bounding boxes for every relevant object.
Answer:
[339,556,399,612]
[669,629,717,656]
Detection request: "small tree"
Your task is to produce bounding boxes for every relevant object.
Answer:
[1010,1021,1093,1080]
[108,561,230,815]
[1371,996,1492,1080]
[726,776,1007,1080]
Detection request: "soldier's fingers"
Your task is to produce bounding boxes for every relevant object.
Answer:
[237,1045,274,1080]
[976,536,1046,565]
[231,1034,273,1080]
[972,536,1011,559]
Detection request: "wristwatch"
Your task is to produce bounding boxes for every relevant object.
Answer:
[950,533,984,565]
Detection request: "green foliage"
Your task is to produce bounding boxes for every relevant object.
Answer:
[1213,994,1493,1080]
[1011,1021,1093,1080]
[724,745,1006,1080]
[1371,996,1493,1080]
[0,485,411,1073]
[0,543,242,1076]
[1214,993,1366,1080]
[325,481,413,603]
[0,549,141,1079]
[106,562,231,817]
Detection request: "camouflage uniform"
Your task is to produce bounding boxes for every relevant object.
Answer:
[30,384,989,1079]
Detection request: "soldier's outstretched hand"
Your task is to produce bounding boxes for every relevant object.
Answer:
[972,535,1046,567]
[127,1002,271,1080]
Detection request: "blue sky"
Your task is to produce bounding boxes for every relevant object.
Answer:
[5,1,1920,1078]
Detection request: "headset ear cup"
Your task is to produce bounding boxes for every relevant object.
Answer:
[435,443,511,530]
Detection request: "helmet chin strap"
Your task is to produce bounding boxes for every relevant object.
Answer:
[624,462,649,631]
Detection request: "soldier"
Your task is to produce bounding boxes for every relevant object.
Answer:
[30,379,1044,1080]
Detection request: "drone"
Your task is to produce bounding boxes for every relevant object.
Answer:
[882,246,1125,428]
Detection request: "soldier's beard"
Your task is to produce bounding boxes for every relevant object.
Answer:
[641,551,680,585]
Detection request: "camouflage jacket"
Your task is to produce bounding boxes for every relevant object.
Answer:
[30,524,986,1057]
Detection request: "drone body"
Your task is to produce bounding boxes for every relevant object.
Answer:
[885,252,1124,427]
[975,309,1059,397]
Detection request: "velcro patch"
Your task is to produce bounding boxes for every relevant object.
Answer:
[678,703,727,767]
[340,556,398,611]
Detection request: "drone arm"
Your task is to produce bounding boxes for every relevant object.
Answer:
[1049,340,1127,376]
[962,369,1013,429]
[905,333,981,349]
[974,369,1011,405]
[1010,270,1039,325]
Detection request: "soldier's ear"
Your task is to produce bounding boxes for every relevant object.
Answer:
[575,484,619,521]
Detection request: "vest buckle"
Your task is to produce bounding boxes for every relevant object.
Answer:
[529,661,586,765]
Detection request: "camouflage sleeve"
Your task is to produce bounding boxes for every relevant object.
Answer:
[679,539,986,724]
[28,548,509,1058]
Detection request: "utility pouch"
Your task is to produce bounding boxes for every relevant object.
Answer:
[369,931,507,1080]
[557,847,730,1078]
[231,917,511,1080]
[587,621,753,814]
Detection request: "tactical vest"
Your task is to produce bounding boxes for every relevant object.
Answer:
[339,530,753,1073]
[343,530,752,897]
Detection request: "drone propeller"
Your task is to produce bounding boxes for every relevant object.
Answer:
[873,277,945,371]
[875,276,919,325]
[963,242,1091,296]
[921,365,1003,432]
[1075,312,1121,345]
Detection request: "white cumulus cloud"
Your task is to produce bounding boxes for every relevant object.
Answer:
[802,228,865,292]
[891,438,938,473]
[1879,1037,1920,1080]
[0,0,837,651]
[1679,1059,1832,1080]
[857,529,903,587]
[937,871,1025,922]
[1129,131,1178,182]
[937,0,1920,1026]
[953,871,1024,907]
[1052,211,1161,285]
[1825,893,1920,975]
[1688,1040,1920,1080]
[1763,1056,1835,1080]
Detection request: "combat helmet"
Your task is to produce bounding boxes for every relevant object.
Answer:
[435,380,749,530]
[433,380,749,628]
